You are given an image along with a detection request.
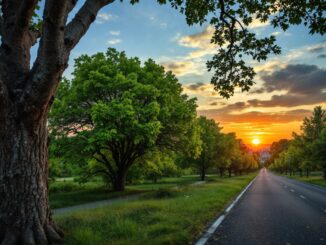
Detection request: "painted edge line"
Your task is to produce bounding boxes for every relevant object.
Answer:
[194,174,258,245]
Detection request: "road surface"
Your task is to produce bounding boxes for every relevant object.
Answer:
[207,170,326,245]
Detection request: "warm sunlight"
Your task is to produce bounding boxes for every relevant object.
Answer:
[252,138,261,145]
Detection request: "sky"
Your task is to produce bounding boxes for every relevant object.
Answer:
[36,0,326,145]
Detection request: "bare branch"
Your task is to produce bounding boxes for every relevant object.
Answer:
[64,0,115,51]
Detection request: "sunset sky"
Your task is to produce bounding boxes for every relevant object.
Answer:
[42,1,326,145]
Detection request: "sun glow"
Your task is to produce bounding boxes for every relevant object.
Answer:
[252,138,261,145]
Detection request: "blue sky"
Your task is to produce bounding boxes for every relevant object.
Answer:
[34,0,326,144]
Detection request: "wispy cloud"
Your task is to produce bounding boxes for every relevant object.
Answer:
[107,39,121,45]
[161,59,205,76]
[198,108,312,124]
[249,64,326,107]
[96,12,117,24]
[161,26,216,76]
[110,31,120,36]
[248,18,270,29]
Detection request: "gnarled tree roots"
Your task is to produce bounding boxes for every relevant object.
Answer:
[0,222,63,245]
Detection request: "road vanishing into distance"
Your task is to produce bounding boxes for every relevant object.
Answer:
[207,170,326,245]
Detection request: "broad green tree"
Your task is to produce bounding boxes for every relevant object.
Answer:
[190,116,222,180]
[143,151,180,183]
[50,49,200,191]
[0,0,324,243]
[215,133,237,177]
[312,129,326,179]
[266,139,290,168]
[269,106,326,176]
[301,106,326,142]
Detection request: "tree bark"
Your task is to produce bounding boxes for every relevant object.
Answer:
[0,108,63,244]
[0,0,116,244]
[113,170,127,192]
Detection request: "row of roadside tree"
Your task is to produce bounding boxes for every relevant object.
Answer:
[267,106,326,179]
[49,49,258,191]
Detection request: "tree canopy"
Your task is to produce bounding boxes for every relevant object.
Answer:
[49,48,201,190]
[186,117,258,180]
[269,106,326,178]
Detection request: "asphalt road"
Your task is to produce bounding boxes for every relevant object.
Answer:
[207,170,326,245]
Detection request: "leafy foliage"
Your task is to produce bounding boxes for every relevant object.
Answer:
[49,49,201,191]
[158,0,325,97]
[269,106,326,178]
[188,116,258,179]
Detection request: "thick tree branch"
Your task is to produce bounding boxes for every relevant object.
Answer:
[0,15,3,36]
[96,149,117,178]
[22,0,70,115]
[23,0,115,116]
[67,0,79,14]
[0,0,39,78]
[64,0,115,51]
[16,0,39,32]
[28,29,41,46]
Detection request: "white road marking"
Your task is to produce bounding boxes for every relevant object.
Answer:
[195,176,257,245]
[300,195,305,199]
[290,189,295,192]
[324,209,326,213]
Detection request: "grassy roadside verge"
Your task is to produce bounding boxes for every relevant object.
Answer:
[50,175,222,209]
[280,174,326,188]
[55,173,257,245]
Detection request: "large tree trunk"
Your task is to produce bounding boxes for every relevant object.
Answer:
[200,165,206,181]
[306,168,309,177]
[228,168,232,177]
[0,109,63,244]
[219,167,224,177]
[113,170,127,192]
[0,0,116,244]
[200,170,206,181]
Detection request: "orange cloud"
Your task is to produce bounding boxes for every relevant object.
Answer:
[197,109,312,144]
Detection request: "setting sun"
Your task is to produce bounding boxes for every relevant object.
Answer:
[252,138,261,145]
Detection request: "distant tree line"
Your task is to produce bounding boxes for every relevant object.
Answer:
[49,49,258,191]
[267,106,326,179]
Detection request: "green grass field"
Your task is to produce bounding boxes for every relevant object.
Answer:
[281,172,326,188]
[55,173,256,245]
[50,175,225,209]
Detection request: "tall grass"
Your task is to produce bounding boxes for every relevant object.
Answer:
[55,173,256,245]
